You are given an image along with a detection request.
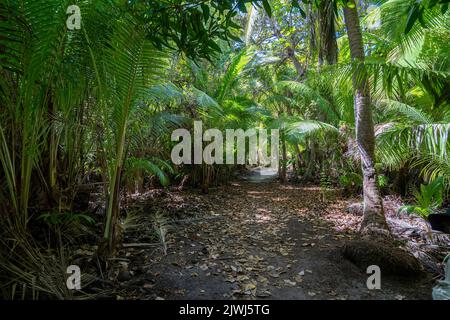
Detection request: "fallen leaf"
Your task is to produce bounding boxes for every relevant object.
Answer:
[284,279,296,287]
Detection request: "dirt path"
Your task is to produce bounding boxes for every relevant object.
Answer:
[115,175,434,300]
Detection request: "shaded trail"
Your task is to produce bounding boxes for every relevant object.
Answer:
[117,174,433,300]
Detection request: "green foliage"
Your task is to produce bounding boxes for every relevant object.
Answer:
[402,0,449,34]
[377,174,389,190]
[125,157,172,187]
[400,177,445,218]
[128,0,273,60]
[339,172,363,194]
[38,212,95,227]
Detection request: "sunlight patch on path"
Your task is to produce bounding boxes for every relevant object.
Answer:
[240,167,278,183]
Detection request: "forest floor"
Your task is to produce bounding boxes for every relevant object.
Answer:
[97,168,446,300]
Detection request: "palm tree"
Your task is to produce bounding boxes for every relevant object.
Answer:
[376,99,450,190]
[97,15,169,256]
[318,0,337,66]
[342,0,390,236]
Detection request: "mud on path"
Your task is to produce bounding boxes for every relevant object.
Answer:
[114,179,434,300]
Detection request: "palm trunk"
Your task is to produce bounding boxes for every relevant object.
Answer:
[102,123,127,256]
[305,139,316,179]
[318,1,337,66]
[343,2,390,236]
[280,131,287,183]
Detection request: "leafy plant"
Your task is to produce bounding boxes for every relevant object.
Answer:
[400,177,445,218]
[124,157,172,188]
[37,211,95,227]
[377,174,389,190]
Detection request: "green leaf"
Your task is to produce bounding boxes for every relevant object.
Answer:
[405,4,420,34]
[299,7,306,18]
[262,0,272,17]
[418,7,427,27]
[428,0,439,8]
[228,20,241,29]
[208,40,222,52]
[237,1,247,13]
[201,4,210,22]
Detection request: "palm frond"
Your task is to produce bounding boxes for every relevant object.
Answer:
[377,99,434,124]
[125,157,170,187]
[286,120,339,143]
[216,49,253,103]
[276,81,340,123]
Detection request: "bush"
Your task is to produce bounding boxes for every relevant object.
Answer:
[399,177,444,218]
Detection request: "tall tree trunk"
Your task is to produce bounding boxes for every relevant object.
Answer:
[305,139,316,179]
[280,131,287,183]
[343,2,390,237]
[286,47,305,78]
[308,3,317,59]
[318,1,337,66]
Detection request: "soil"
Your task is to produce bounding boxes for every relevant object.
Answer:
[107,169,436,300]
